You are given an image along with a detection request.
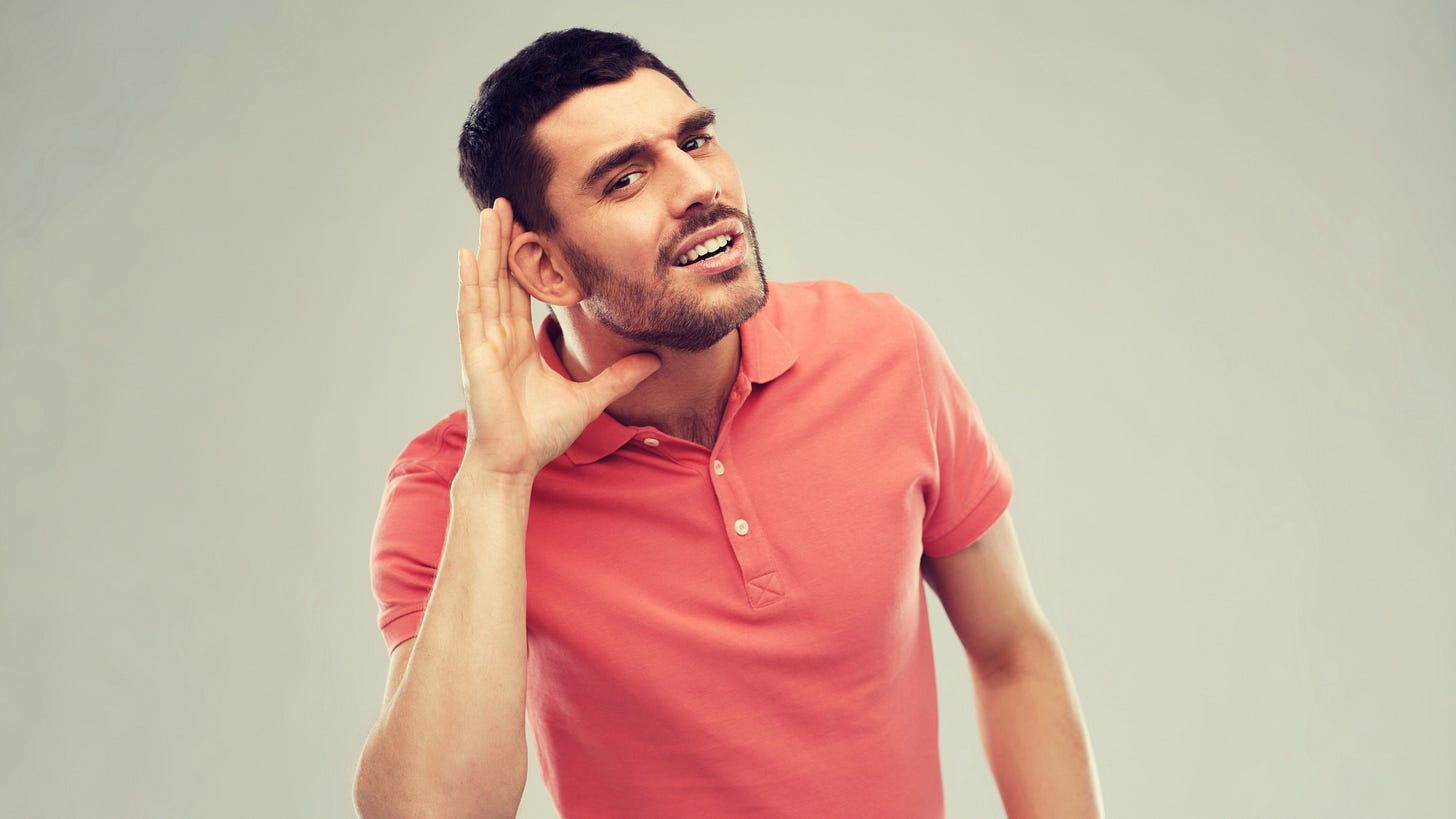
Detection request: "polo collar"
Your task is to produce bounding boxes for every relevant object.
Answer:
[539,299,799,466]
[738,301,799,385]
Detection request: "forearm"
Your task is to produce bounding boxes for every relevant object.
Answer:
[971,631,1103,819]
[356,464,533,818]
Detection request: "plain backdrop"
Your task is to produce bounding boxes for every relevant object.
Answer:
[2,1,1452,816]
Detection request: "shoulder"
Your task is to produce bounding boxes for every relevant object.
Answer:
[764,279,908,318]
[761,279,921,350]
[385,409,469,484]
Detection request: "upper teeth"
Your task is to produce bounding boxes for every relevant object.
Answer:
[676,234,732,266]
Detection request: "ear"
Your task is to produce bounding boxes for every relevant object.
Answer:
[509,227,584,307]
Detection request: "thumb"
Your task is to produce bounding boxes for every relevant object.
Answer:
[578,352,662,414]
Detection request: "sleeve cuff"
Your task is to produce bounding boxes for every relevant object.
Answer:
[922,475,1013,558]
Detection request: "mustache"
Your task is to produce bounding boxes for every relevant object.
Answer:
[657,205,752,269]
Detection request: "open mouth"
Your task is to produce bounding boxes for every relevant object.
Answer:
[673,233,736,267]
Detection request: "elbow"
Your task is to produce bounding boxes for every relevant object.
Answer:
[967,620,1065,688]
[354,732,528,819]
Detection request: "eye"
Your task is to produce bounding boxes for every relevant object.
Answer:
[681,135,714,152]
[609,171,643,192]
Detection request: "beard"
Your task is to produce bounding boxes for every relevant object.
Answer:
[561,204,768,352]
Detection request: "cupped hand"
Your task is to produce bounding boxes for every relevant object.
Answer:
[455,198,660,479]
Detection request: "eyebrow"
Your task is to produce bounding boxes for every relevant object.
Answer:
[579,108,718,193]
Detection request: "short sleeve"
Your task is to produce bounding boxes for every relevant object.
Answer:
[907,306,1013,558]
[368,413,467,652]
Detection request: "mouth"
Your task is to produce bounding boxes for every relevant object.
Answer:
[673,232,739,267]
[670,218,747,269]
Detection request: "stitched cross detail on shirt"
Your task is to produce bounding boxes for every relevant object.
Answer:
[747,570,784,608]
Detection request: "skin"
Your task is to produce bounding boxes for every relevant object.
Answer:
[355,68,1103,818]
[505,68,768,445]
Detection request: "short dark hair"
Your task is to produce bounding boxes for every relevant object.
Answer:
[457,29,692,233]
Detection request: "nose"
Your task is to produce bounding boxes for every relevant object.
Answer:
[666,150,720,218]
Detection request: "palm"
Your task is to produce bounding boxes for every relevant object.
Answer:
[457,199,658,477]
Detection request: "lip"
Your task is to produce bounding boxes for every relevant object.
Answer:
[677,230,748,276]
[670,220,745,269]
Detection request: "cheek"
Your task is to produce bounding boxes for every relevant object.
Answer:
[600,217,672,268]
[714,152,746,198]
[636,208,683,255]
[581,209,656,251]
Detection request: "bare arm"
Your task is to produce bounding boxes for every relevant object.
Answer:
[923,512,1104,819]
[353,200,659,817]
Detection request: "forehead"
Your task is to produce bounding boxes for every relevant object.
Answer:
[534,68,703,188]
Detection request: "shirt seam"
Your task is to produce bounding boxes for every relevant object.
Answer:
[907,301,1001,547]
[907,299,952,543]
[387,423,456,485]
[924,476,1003,549]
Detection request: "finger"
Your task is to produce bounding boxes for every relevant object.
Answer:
[494,197,515,320]
[476,206,502,321]
[578,352,662,415]
[457,248,484,351]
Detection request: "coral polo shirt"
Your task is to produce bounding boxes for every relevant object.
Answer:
[370,280,1012,818]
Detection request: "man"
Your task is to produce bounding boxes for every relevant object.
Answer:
[355,28,1102,819]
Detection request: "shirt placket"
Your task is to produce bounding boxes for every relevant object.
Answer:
[706,374,784,609]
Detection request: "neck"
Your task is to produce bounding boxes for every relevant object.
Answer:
[552,311,741,448]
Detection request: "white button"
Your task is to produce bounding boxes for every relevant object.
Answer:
[733,519,749,536]
[643,437,660,447]
[712,460,725,475]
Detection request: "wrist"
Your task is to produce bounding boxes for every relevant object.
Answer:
[452,452,537,499]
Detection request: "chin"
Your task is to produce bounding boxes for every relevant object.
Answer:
[703,265,744,285]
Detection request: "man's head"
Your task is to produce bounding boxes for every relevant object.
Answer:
[458,29,767,352]
[458,29,689,233]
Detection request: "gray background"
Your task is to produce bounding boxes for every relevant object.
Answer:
[2,0,1452,816]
